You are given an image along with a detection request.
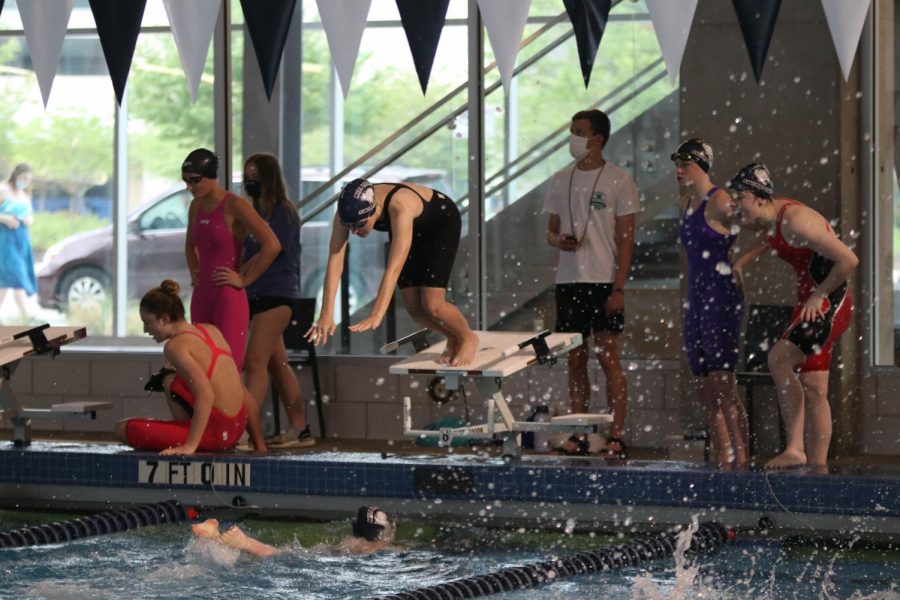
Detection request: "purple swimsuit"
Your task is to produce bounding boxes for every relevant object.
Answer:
[679,187,743,376]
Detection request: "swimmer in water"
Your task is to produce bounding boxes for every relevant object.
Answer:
[190,505,398,558]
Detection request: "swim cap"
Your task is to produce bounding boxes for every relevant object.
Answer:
[182,148,219,179]
[352,505,389,542]
[670,138,713,173]
[337,178,376,227]
[728,162,774,199]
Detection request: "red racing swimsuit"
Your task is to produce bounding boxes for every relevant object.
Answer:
[125,325,247,451]
[767,201,852,372]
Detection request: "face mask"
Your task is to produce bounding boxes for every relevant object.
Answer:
[15,179,27,190]
[568,134,590,160]
[244,180,261,200]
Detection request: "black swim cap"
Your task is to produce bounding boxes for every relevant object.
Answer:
[337,178,376,227]
[670,138,713,173]
[352,505,389,542]
[182,148,219,180]
[728,162,774,199]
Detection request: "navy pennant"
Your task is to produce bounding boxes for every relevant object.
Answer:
[563,0,612,89]
[89,0,147,105]
[0,2,4,18]
[396,0,450,95]
[732,0,781,83]
[240,0,298,100]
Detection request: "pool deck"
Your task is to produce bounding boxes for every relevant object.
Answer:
[1,437,899,541]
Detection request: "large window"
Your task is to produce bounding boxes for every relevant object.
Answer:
[872,0,899,366]
[0,1,216,337]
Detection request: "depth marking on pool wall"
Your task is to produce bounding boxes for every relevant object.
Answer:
[138,460,251,487]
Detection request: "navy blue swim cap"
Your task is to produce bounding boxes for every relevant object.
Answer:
[182,148,219,180]
[671,138,713,173]
[728,162,774,199]
[352,505,389,542]
[337,178,376,227]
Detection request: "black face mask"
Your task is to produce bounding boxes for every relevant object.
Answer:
[244,180,261,200]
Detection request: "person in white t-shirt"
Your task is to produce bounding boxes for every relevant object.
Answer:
[544,109,639,458]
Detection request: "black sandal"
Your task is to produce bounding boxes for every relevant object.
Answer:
[597,437,627,459]
[555,435,591,456]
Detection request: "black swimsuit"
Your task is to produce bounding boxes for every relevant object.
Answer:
[373,184,461,289]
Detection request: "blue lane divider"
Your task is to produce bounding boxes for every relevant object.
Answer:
[376,521,733,599]
[0,500,195,548]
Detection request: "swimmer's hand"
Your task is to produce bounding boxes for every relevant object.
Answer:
[349,313,383,333]
[212,266,244,288]
[733,262,745,291]
[800,293,826,322]
[305,316,335,346]
[160,444,197,456]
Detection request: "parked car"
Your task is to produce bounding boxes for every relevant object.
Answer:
[35,167,452,318]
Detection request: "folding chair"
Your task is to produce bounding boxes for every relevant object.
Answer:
[736,304,793,456]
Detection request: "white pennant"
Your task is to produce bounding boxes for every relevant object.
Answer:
[821,0,871,81]
[19,0,76,107]
[163,0,221,103]
[317,0,371,98]
[477,0,531,92]
[646,0,698,86]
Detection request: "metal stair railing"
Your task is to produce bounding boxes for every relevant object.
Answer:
[297,4,633,223]
[465,57,667,213]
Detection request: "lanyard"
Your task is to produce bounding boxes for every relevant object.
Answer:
[567,164,605,243]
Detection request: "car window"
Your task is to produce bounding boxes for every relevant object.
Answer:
[138,190,192,231]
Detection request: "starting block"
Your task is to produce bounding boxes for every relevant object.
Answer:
[388,329,611,457]
[0,324,112,447]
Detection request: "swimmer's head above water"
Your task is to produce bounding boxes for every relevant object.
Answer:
[352,505,393,542]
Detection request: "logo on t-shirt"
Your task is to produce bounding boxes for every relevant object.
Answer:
[590,191,607,210]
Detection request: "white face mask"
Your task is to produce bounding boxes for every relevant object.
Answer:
[568,134,590,160]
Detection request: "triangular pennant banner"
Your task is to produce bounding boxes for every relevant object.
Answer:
[732,0,781,84]
[317,0,371,98]
[562,0,612,89]
[396,0,450,95]
[19,0,77,108]
[821,0,871,81]
[163,0,221,103]
[477,0,531,92]
[240,0,298,100]
[646,0,698,86]
[89,0,147,105]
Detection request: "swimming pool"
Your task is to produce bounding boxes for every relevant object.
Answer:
[1,513,897,599]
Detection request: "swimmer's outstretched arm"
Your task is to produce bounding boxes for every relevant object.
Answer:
[307,214,349,346]
[349,209,413,333]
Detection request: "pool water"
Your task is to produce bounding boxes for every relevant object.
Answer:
[1,513,898,599]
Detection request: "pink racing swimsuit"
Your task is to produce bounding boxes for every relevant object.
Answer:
[124,325,247,452]
[189,192,249,370]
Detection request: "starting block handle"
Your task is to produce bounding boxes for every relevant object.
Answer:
[1,324,56,357]
[380,328,431,354]
[499,329,555,365]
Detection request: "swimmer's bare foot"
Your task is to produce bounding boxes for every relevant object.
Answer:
[221,526,277,557]
[764,449,807,470]
[450,332,479,367]
[192,518,221,539]
[437,336,458,365]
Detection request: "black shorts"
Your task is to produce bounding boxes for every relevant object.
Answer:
[397,194,461,289]
[555,283,625,336]
[248,296,299,319]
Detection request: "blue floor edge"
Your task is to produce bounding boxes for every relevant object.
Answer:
[1,443,897,521]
